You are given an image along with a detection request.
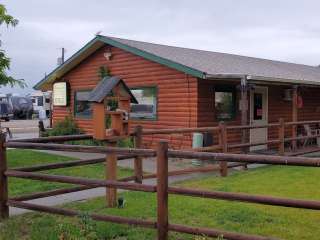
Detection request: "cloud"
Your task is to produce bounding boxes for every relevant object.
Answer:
[1,0,320,94]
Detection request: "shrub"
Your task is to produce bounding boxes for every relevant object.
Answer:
[44,116,134,148]
[117,137,134,148]
[47,116,83,136]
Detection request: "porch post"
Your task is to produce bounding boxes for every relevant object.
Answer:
[240,77,249,169]
[292,86,298,150]
[240,77,249,151]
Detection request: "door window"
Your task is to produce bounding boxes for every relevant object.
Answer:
[253,93,263,120]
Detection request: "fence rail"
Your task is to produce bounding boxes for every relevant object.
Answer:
[134,118,320,176]
[8,134,93,143]
[5,141,156,157]
[2,122,320,239]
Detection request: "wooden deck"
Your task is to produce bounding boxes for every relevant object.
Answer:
[251,145,320,157]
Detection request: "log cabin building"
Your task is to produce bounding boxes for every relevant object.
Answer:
[34,35,320,150]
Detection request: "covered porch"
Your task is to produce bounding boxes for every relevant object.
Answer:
[198,76,320,155]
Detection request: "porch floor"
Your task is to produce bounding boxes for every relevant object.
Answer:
[251,145,320,157]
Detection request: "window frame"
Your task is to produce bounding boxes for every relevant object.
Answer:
[37,96,44,107]
[130,86,158,121]
[73,89,93,119]
[214,85,237,121]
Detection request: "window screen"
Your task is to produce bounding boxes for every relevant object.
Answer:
[130,87,157,120]
[74,90,92,118]
[215,87,236,120]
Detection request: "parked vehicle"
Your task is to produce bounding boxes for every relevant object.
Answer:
[30,91,52,118]
[11,96,33,119]
[0,94,34,119]
[0,94,13,121]
[0,101,13,121]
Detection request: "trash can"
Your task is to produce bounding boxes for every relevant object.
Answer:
[317,129,320,147]
[192,133,203,166]
[203,132,213,147]
[39,109,47,120]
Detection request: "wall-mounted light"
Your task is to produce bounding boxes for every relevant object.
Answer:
[104,48,112,60]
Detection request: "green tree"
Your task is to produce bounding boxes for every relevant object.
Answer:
[0,4,26,87]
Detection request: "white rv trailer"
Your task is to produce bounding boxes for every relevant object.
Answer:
[30,91,52,118]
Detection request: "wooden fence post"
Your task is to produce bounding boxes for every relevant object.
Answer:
[157,141,168,240]
[292,86,298,151]
[0,132,8,220]
[278,118,285,156]
[38,120,45,137]
[240,77,249,169]
[218,122,228,177]
[134,125,143,184]
[106,141,117,208]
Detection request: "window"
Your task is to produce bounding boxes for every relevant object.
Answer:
[130,87,157,119]
[74,90,92,118]
[37,96,44,106]
[214,86,236,120]
[253,93,263,120]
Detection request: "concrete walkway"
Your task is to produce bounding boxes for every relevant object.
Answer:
[10,174,204,216]
[10,151,218,216]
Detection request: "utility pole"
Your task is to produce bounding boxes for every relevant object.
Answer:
[61,47,65,63]
[57,48,66,66]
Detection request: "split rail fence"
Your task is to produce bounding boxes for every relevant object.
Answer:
[1,130,320,239]
[139,118,320,177]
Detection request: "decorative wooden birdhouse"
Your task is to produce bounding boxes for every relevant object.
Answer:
[88,76,138,140]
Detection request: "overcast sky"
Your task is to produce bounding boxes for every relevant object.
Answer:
[2,0,320,94]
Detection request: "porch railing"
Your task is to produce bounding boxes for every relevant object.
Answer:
[134,118,320,177]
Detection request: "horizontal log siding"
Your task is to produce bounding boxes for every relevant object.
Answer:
[298,87,320,121]
[268,86,292,144]
[52,44,320,150]
[198,82,320,150]
[268,86,320,147]
[197,80,242,146]
[52,45,198,148]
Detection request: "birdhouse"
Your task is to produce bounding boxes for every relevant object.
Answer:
[88,76,138,140]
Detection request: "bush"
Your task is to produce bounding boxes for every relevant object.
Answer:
[43,116,134,148]
[46,116,83,136]
[117,137,134,148]
[67,139,106,146]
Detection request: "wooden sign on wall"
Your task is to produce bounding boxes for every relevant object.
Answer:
[53,82,68,106]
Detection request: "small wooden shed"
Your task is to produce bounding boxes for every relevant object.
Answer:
[88,76,138,140]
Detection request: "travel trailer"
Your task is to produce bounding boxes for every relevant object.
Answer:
[30,91,52,118]
[0,94,13,121]
[0,94,33,119]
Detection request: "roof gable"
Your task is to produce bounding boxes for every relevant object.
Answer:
[34,35,205,90]
[88,76,138,103]
[34,34,320,90]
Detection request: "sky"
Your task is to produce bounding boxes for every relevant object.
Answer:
[2,0,320,95]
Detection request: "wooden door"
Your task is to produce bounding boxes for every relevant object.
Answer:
[250,86,268,151]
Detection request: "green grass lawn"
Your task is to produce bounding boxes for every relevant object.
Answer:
[7,149,133,197]
[1,163,320,239]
